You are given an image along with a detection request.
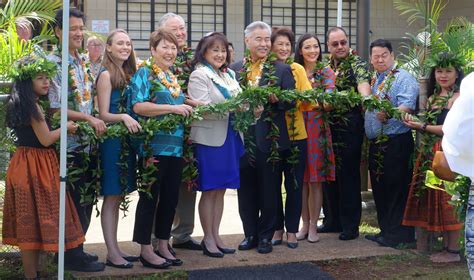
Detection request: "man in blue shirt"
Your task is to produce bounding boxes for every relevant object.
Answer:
[364,39,418,248]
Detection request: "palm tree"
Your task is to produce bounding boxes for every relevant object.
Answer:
[394,0,473,77]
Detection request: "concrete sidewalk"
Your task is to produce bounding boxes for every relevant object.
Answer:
[73,190,399,278]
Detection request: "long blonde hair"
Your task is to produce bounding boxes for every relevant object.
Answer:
[101,29,137,89]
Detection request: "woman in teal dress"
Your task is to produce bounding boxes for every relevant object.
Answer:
[128,29,193,269]
[97,29,140,268]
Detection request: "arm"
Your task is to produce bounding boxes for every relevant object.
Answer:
[403,119,444,136]
[357,82,371,97]
[187,71,212,104]
[271,64,296,111]
[129,67,191,117]
[133,102,192,117]
[188,70,226,120]
[97,71,142,133]
[67,109,106,136]
[354,56,371,97]
[31,105,77,147]
[379,72,419,121]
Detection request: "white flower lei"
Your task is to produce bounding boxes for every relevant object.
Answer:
[196,64,242,96]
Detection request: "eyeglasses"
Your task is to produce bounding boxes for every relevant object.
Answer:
[372,52,391,61]
[330,40,348,48]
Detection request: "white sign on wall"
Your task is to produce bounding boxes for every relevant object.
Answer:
[91,20,110,34]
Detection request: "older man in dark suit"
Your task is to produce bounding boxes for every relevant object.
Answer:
[230,21,296,254]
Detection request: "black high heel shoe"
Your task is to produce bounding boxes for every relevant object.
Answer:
[155,250,184,266]
[286,233,298,249]
[201,241,224,258]
[217,246,236,254]
[139,255,172,269]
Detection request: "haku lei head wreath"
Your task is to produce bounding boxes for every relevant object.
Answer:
[425,51,466,70]
[9,54,58,81]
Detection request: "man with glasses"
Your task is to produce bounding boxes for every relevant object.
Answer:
[364,39,418,247]
[320,27,371,241]
[86,36,104,82]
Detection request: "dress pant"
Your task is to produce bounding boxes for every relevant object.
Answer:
[171,184,197,244]
[238,148,283,241]
[325,111,364,234]
[369,131,415,242]
[275,139,307,233]
[65,150,96,260]
[133,156,183,244]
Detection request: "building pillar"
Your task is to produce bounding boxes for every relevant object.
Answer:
[356,0,370,60]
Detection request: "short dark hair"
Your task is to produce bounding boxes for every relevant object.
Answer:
[149,28,179,50]
[191,32,230,70]
[228,42,234,48]
[294,33,322,66]
[54,8,85,30]
[326,26,347,41]
[271,26,295,53]
[369,39,393,54]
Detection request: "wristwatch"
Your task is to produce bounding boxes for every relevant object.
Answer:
[421,122,428,131]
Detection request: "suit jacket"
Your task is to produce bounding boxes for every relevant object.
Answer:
[188,67,243,146]
[230,59,296,153]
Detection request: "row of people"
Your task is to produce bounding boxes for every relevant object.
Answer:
[2,8,468,277]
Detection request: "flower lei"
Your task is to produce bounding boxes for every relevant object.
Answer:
[412,87,456,197]
[151,64,181,98]
[238,50,280,165]
[196,63,242,97]
[369,63,399,179]
[51,47,100,211]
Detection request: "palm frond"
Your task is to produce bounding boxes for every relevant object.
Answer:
[394,0,447,31]
[0,0,62,29]
[0,24,33,79]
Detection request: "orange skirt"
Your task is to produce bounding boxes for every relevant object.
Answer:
[2,147,85,251]
[402,142,462,232]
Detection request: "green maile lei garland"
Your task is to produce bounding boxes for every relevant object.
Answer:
[369,63,400,180]
[173,46,194,92]
[173,48,198,191]
[47,75,408,213]
[238,50,284,166]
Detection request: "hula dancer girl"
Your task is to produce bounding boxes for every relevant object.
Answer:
[2,55,84,279]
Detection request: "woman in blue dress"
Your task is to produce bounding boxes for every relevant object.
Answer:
[96,29,140,268]
[188,33,244,258]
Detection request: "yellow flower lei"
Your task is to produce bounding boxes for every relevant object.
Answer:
[152,63,181,98]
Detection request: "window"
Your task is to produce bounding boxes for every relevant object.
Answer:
[253,0,357,52]
[116,0,226,51]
